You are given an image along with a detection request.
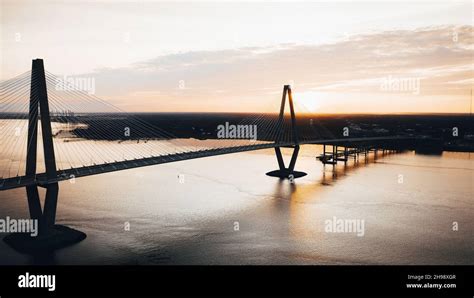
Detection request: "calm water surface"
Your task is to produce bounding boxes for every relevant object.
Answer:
[0,140,473,265]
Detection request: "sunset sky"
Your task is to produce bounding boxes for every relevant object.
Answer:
[0,0,472,113]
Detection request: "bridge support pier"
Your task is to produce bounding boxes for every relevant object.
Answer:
[266,146,307,179]
[266,85,306,180]
[25,183,59,234]
[3,59,86,254]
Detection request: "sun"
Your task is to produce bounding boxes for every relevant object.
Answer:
[293,91,324,113]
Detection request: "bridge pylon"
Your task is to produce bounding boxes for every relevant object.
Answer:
[266,85,307,180]
[4,59,86,253]
[25,59,60,235]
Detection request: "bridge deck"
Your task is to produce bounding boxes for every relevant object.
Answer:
[0,136,414,191]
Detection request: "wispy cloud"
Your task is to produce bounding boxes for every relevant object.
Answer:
[87,25,472,112]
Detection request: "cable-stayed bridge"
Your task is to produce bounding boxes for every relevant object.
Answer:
[0,59,414,236]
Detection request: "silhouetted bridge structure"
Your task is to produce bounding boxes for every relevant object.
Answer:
[0,135,412,191]
[0,59,418,240]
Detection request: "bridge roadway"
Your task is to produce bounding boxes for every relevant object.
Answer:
[0,136,414,191]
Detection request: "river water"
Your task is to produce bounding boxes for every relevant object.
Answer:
[0,141,472,265]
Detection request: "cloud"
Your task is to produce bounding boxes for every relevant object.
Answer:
[85,25,472,112]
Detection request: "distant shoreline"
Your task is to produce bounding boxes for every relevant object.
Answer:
[1,113,473,152]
